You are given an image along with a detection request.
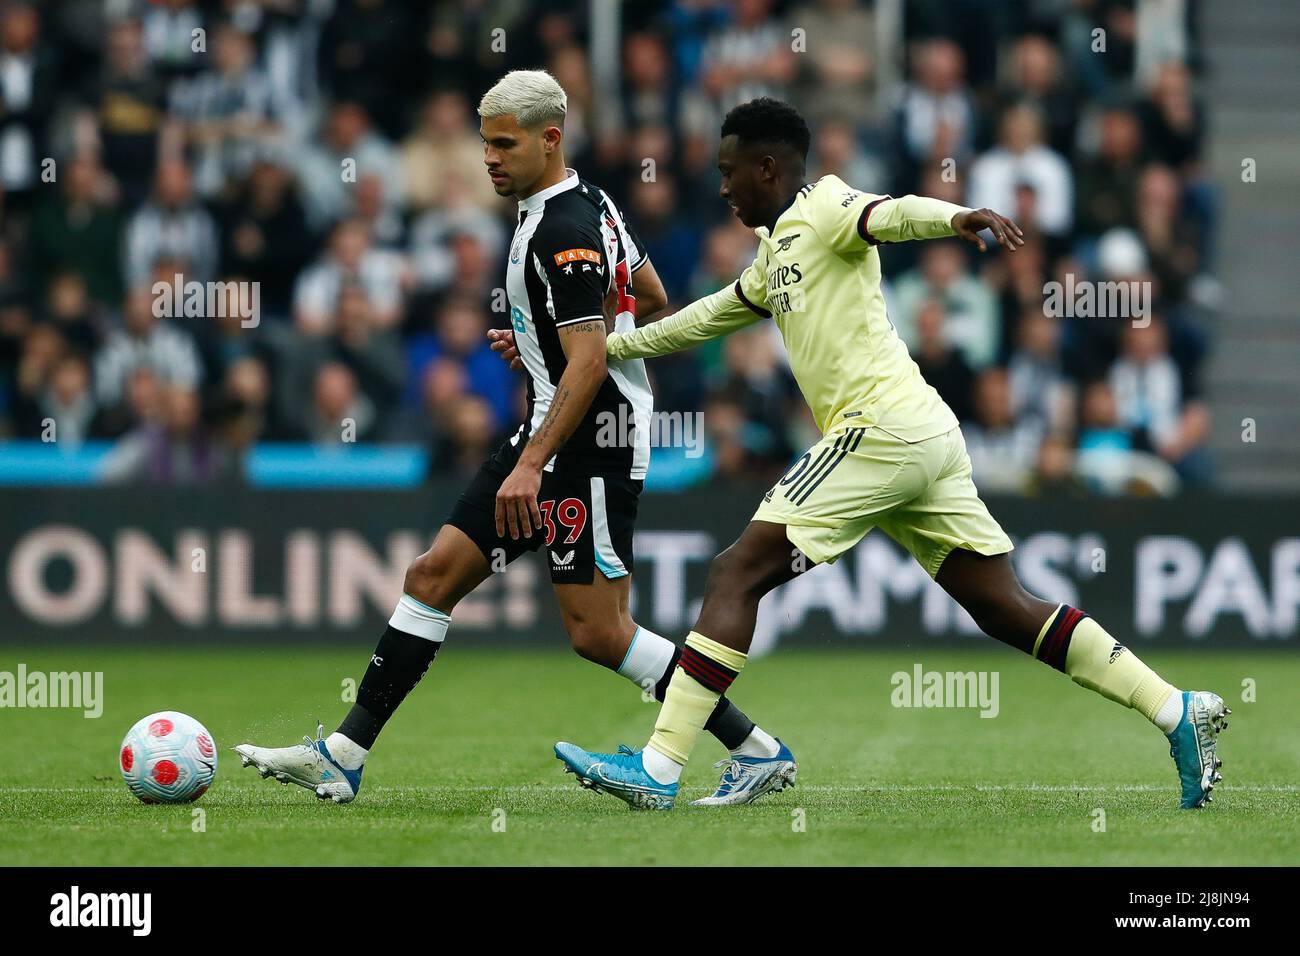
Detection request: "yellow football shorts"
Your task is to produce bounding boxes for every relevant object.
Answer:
[752,425,1013,577]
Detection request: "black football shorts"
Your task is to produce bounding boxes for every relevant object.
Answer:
[446,440,642,585]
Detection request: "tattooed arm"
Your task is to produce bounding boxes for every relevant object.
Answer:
[494,320,607,540]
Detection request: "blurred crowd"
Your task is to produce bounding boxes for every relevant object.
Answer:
[0,0,1216,493]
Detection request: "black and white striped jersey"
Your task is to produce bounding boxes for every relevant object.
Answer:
[504,169,653,480]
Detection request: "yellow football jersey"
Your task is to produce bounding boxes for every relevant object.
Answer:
[608,175,967,442]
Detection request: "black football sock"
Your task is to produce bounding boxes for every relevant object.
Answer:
[337,620,445,750]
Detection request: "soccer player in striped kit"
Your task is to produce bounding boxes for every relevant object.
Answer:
[234,72,792,806]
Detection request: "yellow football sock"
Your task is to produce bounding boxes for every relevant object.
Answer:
[647,632,747,765]
[1033,604,1176,720]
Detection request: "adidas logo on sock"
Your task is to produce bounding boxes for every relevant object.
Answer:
[1109,642,1127,664]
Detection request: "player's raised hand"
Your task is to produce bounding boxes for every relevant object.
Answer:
[951,208,1025,252]
[487,328,524,371]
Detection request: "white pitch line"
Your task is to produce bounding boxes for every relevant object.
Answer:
[3,784,1299,794]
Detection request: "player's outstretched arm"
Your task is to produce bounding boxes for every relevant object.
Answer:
[815,181,1022,254]
[605,276,769,362]
[489,273,768,368]
[860,194,1023,251]
[487,257,668,370]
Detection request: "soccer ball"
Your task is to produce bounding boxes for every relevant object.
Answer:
[119,711,217,804]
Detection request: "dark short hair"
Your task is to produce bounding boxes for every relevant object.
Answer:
[720,97,811,160]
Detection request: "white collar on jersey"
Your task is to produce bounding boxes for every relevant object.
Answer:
[517,167,581,212]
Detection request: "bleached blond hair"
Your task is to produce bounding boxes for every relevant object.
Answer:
[477,69,567,130]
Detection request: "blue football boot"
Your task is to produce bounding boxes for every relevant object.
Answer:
[555,742,677,810]
[1166,691,1228,809]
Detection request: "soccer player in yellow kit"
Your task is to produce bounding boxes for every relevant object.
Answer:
[549,98,1228,810]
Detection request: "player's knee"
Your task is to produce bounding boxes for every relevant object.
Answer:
[705,547,765,602]
[403,551,456,610]
[566,619,624,667]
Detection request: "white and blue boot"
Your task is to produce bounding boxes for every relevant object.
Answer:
[555,742,678,810]
[1166,691,1228,809]
[234,723,363,804]
[691,738,798,806]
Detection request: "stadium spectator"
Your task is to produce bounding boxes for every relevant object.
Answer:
[36,353,97,448]
[350,173,406,250]
[86,16,168,209]
[547,42,598,168]
[101,383,237,484]
[696,0,795,114]
[968,102,1074,237]
[402,355,466,450]
[890,239,1000,370]
[168,21,280,199]
[703,393,751,480]
[911,298,975,425]
[621,31,680,133]
[1108,318,1210,484]
[1000,33,1079,158]
[141,0,207,82]
[895,38,977,182]
[1139,60,1204,170]
[403,295,512,429]
[1007,308,1073,435]
[318,0,419,138]
[28,154,124,309]
[415,229,496,324]
[1075,107,1144,238]
[1134,163,1200,307]
[1075,375,1182,497]
[789,0,876,126]
[91,364,161,440]
[809,117,887,196]
[216,153,314,319]
[7,322,67,438]
[400,90,499,215]
[628,176,699,303]
[411,356,501,478]
[0,0,1221,498]
[293,219,405,333]
[94,288,202,409]
[122,158,220,290]
[330,283,405,403]
[41,271,104,359]
[436,392,499,477]
[298,361,371,445]
[408,197,506,302]
[1026,433,1087,497]
[220,355,279,444]
[963,367,1044,493]
[0,3,57,210]
[296,100,402,233]
[711,325,801,474]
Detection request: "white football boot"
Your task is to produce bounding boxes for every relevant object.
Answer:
[234,723,363,804]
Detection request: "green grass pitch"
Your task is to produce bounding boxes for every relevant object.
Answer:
[1,645,1296,866]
